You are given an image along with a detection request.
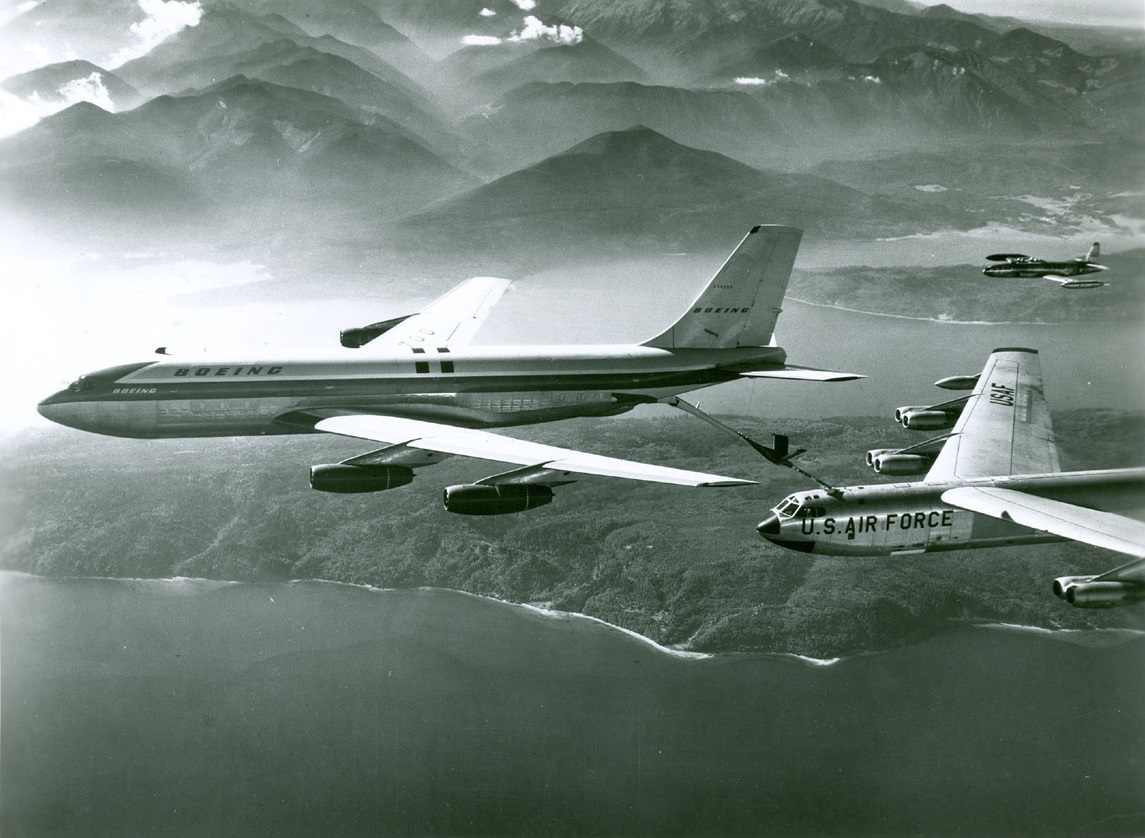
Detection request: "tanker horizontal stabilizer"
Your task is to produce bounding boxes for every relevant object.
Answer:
[737,367,865,382]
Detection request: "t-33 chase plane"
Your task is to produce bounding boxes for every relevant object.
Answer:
[982,242,1107,289]
[38,225,860,515]
[757,348,1145,607]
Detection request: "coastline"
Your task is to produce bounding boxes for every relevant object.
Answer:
[786,296,1061,326]
[12,572,1139,665]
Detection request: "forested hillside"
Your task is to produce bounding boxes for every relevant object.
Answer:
[4,410,1141,656]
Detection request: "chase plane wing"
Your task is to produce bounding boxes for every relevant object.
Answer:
[925,348,1059,482]
[316,415,756,488]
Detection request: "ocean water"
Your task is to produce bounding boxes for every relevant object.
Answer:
[3,573,1143,837]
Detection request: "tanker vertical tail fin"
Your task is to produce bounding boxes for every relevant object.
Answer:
[641,225,803,350]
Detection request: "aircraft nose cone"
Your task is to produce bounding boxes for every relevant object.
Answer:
[757,513,781,537]
[37,391,85,430]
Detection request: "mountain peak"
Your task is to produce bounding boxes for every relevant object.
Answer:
[558,124,686,157]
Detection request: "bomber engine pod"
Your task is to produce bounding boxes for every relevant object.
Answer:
[1052,575,1091,598]
[872,454,933,475]
[866,448,897,467]
[443,484,554,515]
[1053,576,1145,608]
[897,409,956,430]
[310,464,415,493]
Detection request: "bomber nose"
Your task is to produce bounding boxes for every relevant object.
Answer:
[757,513,781,537]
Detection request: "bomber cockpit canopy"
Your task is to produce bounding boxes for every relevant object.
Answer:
[774,494,803,519]
[773,493,830,520]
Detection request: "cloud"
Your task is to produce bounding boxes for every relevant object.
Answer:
[462,34,503,46]
[58,72,116,111]
[509,15,583,45]
[107,0,203,68]
[509,0,537,9]
[735,71,789,87]
[0,91,43,138]
[461,10,584,48]
[479,7,496,16]
[0,22,76,79]
[0,1,36,26]
[0,71,115,139]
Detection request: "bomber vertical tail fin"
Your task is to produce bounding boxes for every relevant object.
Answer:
[642,225,802,349]
[1084,242,1101,261]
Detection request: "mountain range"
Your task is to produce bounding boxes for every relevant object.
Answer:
[0,0,1140,270]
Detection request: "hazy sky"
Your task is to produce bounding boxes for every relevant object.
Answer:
[915,0,1142,27]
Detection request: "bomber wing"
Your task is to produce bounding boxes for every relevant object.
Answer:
[315,414,756,488]
[942,486,1145,559]
[924,348,1059,482]
[360,276,511,351]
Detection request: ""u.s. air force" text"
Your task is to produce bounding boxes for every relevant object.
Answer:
[801,510,955,535]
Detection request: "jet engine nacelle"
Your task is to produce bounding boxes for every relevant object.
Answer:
[893,405,926,423]
[310,464,415,493]
[443,484,554,515]
[1060,580,1142,608]
[1054,575,1145,607]
[866,448,897,467]
[1052,575,1093,598]
[872,454,932,475]
[898,409,956,430]
[340,315,414,348]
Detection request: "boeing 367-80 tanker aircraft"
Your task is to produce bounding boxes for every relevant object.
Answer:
[758,348,1145,607]
[39,225,860,515]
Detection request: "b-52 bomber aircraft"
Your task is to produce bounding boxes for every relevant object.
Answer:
[38,225,860,515]
[757,348,1145,607]
[983,242,1107,289]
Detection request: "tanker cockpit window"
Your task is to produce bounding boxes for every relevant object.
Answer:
[68,377,95,393]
